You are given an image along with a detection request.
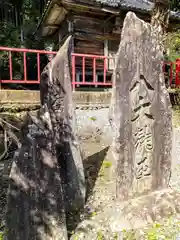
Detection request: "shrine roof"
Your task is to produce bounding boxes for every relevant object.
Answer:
[36,0,180,37]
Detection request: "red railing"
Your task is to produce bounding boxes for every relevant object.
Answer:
[0,46,56,84]
[71,53,114,91]
[0,46,180,89]
[176,59,180,86]
[163,60,180,87]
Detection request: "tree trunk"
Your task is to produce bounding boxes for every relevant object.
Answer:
[151,0,170,85]
[151,0,170,37]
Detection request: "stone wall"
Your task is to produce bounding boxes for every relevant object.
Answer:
[0,89,179,112]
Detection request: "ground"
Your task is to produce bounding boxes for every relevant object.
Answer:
[76,108,180,190]
[75,107,180,239]
[0,107,179,238]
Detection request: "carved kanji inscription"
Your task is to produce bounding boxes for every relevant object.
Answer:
[130,74,154,180]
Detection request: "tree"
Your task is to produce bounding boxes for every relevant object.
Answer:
[151,0,180,36]
[170,0,180,11]
[151,0,170,36]
[0,0,48,83]
[151,0,180,86]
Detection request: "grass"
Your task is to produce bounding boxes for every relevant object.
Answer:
[83,217,180,240]
[89,116,97,121]
[122,217,180,240]
[98,160,112,179]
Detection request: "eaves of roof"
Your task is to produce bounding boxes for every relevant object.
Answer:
[36,0,180,35]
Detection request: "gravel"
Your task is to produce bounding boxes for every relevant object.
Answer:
[170,127,180,191]
[76,107,113,142]
[0,107,179,229]
[76,108,180,189]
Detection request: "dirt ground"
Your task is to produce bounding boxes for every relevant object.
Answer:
[0,107,179,233]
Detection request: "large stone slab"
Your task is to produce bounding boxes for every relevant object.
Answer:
[40,36,86,212]
[109,11,172,201]
[5,105,68,240]
[5,36,85,239]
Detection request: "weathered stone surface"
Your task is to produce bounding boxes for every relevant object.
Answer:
[40,36,85,212]
[6,105,68,240]
[71,188,180,239]
[109,11,172,201]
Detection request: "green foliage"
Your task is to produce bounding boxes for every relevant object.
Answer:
[91,211,97,217]
[0,22,22,80]
[0,0,49,83]
[103,160,112,168]
[164,30,180,85]
[0,22,21,48]
[170,0,180,11]
[97,231,104,240]
[89,116,97,121]
[0,227,4,240]
[74,217,180,240]
[165,30,180,62]
[122,217,180,240]
[0,23,24,81]
[0,0,47,49]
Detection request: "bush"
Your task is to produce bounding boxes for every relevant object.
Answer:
[165,30,180,62]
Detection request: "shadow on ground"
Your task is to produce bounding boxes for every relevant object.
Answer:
[67,144,110,237]
[83,146,110,201]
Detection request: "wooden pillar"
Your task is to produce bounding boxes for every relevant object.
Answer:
[104,39,108,57]
[68,19,74,52]
[104,39,109,70]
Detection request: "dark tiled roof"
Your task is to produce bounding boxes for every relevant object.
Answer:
[37,0,180,33]
[96,0,152,10]
[120,0,152,10]
[96,0,180,20]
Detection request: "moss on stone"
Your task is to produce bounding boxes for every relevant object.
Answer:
[102,160,112,168]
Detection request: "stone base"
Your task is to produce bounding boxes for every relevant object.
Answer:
[71,188,180,240]
[109,188,180,231]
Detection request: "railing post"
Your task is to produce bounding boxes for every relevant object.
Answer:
[82,56,85,84]
[176,59,180,87]
[72,54,76,92]
[93,57,96,85]
[9,51,13,82]
[104,57,107,84]
[37,53,41,83]
[23,52,27,83]
[170,62,173,86]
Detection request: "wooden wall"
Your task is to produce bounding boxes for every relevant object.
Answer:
[56,5,158,71]
[74,39,104,55]
[72,12,116,55]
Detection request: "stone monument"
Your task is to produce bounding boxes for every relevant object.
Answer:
[110,11,172,201]
[107,12,180,231]
[5,36,85,240]
[40,36,86,213]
